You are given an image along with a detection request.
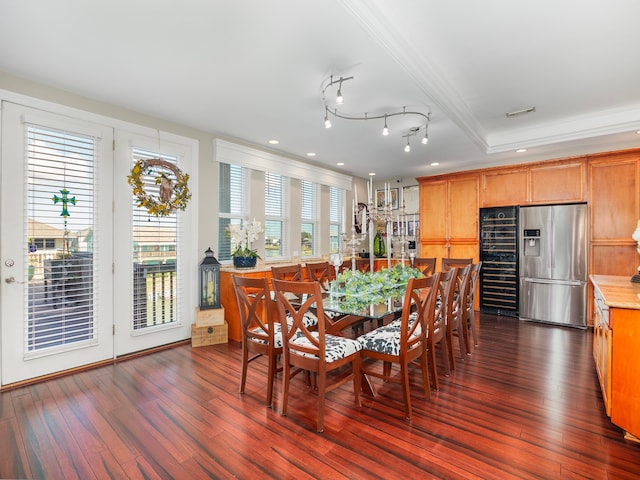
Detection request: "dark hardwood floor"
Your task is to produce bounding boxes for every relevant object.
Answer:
[2,314,639,479]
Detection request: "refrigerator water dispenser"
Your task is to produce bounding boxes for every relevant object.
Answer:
[523,229,541,256]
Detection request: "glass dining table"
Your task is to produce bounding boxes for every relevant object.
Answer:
[321,293,404,336]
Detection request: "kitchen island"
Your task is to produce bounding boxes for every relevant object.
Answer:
[590,275,640,443]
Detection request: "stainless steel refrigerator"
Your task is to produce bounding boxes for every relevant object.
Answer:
[519,203,587,328]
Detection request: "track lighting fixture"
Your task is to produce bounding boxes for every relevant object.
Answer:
[321,74,431,153]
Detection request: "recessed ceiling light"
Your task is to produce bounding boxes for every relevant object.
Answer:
[516,148,527,153]
[368,172,376,176]
[430,162,439,166]
[268,139,279,145]
[306,152,316,157]
[336,162,344,166]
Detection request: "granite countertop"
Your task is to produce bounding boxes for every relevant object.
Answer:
[590,275,640,310]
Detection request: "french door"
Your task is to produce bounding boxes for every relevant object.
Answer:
[1,102,197,386]
[0,102,114,385]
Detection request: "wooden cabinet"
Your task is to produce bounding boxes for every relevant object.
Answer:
[480,158,585,207]
[593,284,612,415]
[481,168,528,206]
[418,173,479,271]
[591,276,640,442]
[530,160,585,204]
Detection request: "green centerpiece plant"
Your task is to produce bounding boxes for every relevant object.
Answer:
[333,263,423,311]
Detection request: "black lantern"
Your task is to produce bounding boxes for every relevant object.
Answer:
[199,248,221,309]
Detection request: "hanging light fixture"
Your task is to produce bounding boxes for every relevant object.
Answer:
[321,74,431,153]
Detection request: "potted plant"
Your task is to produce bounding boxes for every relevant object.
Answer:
[226,219,263,268]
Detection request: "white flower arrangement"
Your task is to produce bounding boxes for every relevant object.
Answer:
[226,218,263,259]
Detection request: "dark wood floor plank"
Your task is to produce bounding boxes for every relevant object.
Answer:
[2,314,640,479]
[0,417,32,479]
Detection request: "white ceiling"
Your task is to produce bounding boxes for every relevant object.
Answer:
[1,0,640,181]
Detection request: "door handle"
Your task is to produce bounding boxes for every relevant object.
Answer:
[4,276,24,284]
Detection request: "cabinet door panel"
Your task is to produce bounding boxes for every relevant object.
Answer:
[449,176,479,240]
[530,161,585,203]
[591,245,636,277]
[420,181,447,240]
[482,169,528,206]
[590,159,638,241]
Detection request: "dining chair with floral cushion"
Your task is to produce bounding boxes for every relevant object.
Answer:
[232,275,283,407]
[270,264,319,330]
[447,264,472,369]
[356,273,440,420]
[272,278,362,432]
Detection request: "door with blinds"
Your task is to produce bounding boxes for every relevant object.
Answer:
[112,130,196,356]
[0,102,115,385]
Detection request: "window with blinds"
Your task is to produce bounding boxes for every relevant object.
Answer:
[218,162,247,261]
[131,148,179,330]
[329,186,343,254]
[26,125,97,353]
[301,180,318,257]
[265,172,286,259]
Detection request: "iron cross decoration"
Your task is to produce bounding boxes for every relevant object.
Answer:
[52,188,76,218]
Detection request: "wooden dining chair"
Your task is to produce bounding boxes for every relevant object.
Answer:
[232,275,282,407]
[355,258,371,272]
[465,262,482,352]
[447,264,472,369]
[272,278,362,432]
[442,257,473,271]
[428,268,455,388]
[439,266,458,371]
[271,264,304,281]
[357,273,440,420]
[413,257,436,276]
[305,261,332,291]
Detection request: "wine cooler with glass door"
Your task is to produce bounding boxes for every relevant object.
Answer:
[479,206,519,316]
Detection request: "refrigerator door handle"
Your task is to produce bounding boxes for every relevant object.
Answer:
[550,215,554,269]
[521,277,584,287]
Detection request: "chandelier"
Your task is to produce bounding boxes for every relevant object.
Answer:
[321,75,431,153]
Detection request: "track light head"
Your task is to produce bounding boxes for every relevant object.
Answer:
[404,139,411,153]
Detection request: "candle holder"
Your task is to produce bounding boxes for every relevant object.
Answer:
[329,252,344,281]
[341,225,367,271]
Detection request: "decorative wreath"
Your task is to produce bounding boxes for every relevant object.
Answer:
[127,158,191,217]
